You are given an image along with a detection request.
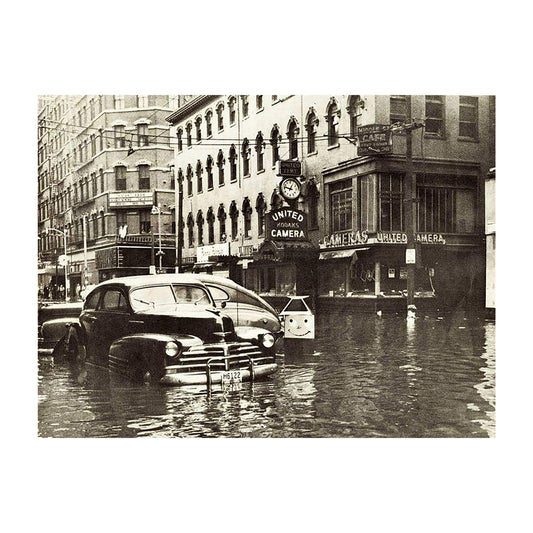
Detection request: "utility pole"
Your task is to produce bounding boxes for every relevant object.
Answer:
[404,96,417,314]
[175,169,183,273]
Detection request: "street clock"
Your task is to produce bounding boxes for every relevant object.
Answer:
[279,176,301,201]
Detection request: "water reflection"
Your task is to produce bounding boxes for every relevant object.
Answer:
[38,312,496,438]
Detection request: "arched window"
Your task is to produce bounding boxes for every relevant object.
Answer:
[177,167,184,191]
[196,160,203,193]
[347,95,363,138]
[241,95,249,117]
[186,212,194,247]
[326,98,340,146]
[196,210,204,245]
[195,116,202,142]
[216,103,224,131]
[228,96,236,125]
[242,197,252,237]
[241,138,250,177]
[205,110,213,137]
[270,125,281,166]
[207,207,215,244]
[217,204,227,241]
[271,188,284,210]
[305,109,318,154]
[177,128,183,151]
[287,117,299,160]
[185,122,192,147]
[206,155,214,190]
[186,164,193,196]
[216,149,225,186]
[303,178,320,229]
[229,144,237,182]
[229,200,239,239]
[256,192,266,237]
[255,132,264,172]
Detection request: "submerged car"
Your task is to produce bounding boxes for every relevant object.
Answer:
[40,274,279,386]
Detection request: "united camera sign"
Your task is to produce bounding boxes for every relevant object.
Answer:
[266,208,308,241]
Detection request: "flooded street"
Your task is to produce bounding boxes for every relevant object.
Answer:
[38,310,495,438]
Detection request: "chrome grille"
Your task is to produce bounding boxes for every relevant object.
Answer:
[173,341,272,373]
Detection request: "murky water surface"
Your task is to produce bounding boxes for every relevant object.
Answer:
[38,311,495,438]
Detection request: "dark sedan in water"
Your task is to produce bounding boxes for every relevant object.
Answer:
[39,274,280,386]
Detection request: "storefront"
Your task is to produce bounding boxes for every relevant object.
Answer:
[95,235,177,281]
[193,242,236,278]
[248,207,318,309]
[318,229,483,310]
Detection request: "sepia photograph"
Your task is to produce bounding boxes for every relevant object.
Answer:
[6,2,531,531]
[37,94,496,438]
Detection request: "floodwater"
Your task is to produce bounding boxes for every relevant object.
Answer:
[38,310,495,438]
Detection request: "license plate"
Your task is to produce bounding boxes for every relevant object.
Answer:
[221,370,242,385]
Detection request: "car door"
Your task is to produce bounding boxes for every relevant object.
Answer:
[80,288,103,360]
[91,287,132,364]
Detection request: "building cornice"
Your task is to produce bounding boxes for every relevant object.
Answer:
[166,96,220,125]
[322,155,482,176]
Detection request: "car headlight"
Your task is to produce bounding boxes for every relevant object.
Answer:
[260,333,275,349]
[165,341,181,358]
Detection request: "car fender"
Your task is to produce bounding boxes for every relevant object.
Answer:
[234,325,281,353]
[40,318,81,353]
[109,333,204,380]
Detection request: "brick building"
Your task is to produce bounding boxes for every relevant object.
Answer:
[38,95,191,299]
[166,95,495,311]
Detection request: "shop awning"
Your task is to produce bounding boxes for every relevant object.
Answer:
[319,249,357,260]
[319,247,370,260]
[193,262,216,270]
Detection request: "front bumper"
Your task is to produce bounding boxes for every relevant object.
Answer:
[160,362,278,386]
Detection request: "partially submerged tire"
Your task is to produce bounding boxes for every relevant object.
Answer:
[61,331,86,364]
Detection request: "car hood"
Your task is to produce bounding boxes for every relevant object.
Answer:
[134,305,234,341]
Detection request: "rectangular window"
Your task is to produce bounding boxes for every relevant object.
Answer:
[91,134,96,156]
[138,165,150,190]
[379,173,404,231]
[137,123,149,146]
[115,166,126,190]
[137,95,148,107]
[425,95,445,136]
[418,185,475,234]
[114,126,126,148]
[139,210,151,234]
[330,180,352,233]
[390,95,407,124]
[459,96,478,139]
[114,95,125,109]
[116,210,127,231]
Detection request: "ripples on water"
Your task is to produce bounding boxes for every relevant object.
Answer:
[38,311,495,438]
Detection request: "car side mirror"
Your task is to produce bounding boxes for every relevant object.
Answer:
[220,301,227,308]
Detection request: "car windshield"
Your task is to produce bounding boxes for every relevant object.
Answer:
[130,284,212,311]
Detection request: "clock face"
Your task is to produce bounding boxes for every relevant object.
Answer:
[280,177,301,200]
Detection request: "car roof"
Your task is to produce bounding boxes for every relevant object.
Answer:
[93,274,209,290]
[193,274,278,315]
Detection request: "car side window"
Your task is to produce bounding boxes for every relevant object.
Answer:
[101,289,128,311]
[84,290,101,310]
[206,285,230,302]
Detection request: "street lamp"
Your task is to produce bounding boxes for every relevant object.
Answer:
[45,226,69,302]
[151,204,165,273]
